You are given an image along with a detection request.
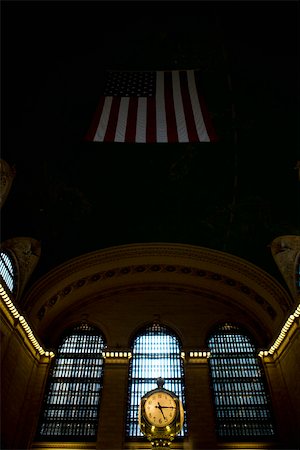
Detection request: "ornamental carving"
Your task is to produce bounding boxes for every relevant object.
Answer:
[0,159,16,208]
[1,237,41,301]
[271,235,300,300]
[36,263,278,321]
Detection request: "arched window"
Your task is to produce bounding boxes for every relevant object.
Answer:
[0,250,16,294]
[126,322,186,438]
[37,322,105,441]
[207,323,275,439]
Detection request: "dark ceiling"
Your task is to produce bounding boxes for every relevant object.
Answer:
[2,1,299,291]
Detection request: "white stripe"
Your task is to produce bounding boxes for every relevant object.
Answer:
[156,71,168,142]
[172,71,189,142]
[94,97,112,142]
[115,97,130,142]
[94,96,113,142]
[136,97,147,143]
[187,70,210,142]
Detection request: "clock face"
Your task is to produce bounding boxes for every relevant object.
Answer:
[144,392,177,427]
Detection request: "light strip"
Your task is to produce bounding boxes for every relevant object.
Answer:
[189,351,211,358]
[1,282,298,362]
[102,351,132,359]
[259,303,300,357]
[0,283,54,359]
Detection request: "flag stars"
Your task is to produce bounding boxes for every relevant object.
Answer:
[103,71,155,97]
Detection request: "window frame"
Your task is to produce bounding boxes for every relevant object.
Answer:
[126,322,187,440]
[36,322,106,442]
[0,249,17,295]
[207,323,276,441]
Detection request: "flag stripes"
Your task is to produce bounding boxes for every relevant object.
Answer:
[86,70,217,143]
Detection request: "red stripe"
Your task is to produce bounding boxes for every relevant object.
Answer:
[146,96,156,143]
[164,72,178,143]
[194,72,218,142]
[125,97,138,143]
[104,97,121,142]
[85,96,105,141]
[179,71,198,142]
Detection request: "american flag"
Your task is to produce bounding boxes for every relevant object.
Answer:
[86,70,217,143]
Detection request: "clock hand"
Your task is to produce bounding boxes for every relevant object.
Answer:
[159,406,176,409]
[155,402,166,419]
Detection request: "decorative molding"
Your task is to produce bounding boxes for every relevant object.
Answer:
[23,244,292,314]
[0,159,16,208]
[271,235,300,301]
[1,237,41,302]
[35,264,280,323]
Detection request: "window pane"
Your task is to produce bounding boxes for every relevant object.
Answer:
[0,251,15,293]
[208,324,275,439]
[37,323,105,441]
[126,323,187,437]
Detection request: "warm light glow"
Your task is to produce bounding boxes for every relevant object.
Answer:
[102,350,132,359]
[259,303,300,357]
[0,283,53,359]
[151,426,155,432]
[188,350,210,358]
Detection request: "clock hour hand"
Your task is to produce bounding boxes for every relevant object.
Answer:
[159,406,176,409]
[155,402,166,419]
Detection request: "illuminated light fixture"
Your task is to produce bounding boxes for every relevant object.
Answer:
[181,351,185,359]
[102,350,132,359]
[151,426,155,432]
[0,283,53,359]
[259,303,300,357]
[189,350,211,358]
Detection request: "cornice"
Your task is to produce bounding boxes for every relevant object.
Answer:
[22,244,292,327]
[35,263,282,323]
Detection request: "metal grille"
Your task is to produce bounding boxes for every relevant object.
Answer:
[126,322,187,437]
[208,324,275,439]
[0,251,15,293]
[37,323,105,440]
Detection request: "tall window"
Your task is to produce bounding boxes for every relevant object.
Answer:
[0,250,16,293]
[126,322,186,438]
[208,323,275,439]
[37,323,105,441]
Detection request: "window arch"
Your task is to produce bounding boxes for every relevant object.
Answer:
[207,323,275,439]
[37,322,105,441]
[0,250,16,294]
[126,322,187,438]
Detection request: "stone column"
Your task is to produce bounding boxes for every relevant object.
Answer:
[261,324,300,449]
[183,354,217,449]
[97,354,131,449]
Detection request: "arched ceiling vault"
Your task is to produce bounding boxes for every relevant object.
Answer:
[23,244,293,344]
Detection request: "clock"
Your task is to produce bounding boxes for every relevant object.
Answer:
[139,378,184,443]
[144,391,177,427]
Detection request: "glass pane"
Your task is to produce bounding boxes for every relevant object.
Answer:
[126,323,187,437]
[208,324,275,439]
[37,323,105,440]
[0,251,15,292]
